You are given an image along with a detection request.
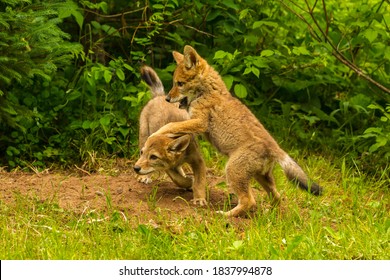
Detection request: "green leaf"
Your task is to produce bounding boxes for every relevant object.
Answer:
[367,104,384,111]
[101,24,120,37]
[222,0,239,10]
[104,70,112,83]
[222,75,234,90]
[100,115,111,127]
[82,120,91,129]
[214,50,227,60]
[252,67,260,78]
[239,8,250,21]
[91,21,101,30]
[261,50,274,57]
[363,29,378,43]
[103,137,116,144]
[152,4,165,9]
[72,10,84,29]
[67,90,81,102]
[23,96,34,106]
[243,67,252,75]
[234,84,247,98]
[292,46,311,56]
[252,57,269,69]
[363,127,382,134]
[116,68,125,81]
[118,128,130,138]
[99,2,108,13]
[385,47,390,61]
[123,63,134,72]
[252,20,278,29]
[90,121,100,130]
[369,137,388,153]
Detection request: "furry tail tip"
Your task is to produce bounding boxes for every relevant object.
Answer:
[140,65,164,96]
[140,66,155,86]
[296,180,323,196]
[280,155,323,196]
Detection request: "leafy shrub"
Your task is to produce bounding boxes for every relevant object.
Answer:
[358,103,390,158]
[0,0,83,168]
[1,0,389,173]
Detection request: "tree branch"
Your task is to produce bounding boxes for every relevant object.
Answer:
[279,0,390,95]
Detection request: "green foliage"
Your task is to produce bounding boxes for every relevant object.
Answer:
[67,55,146,169]
[0,0,82,89]
[0,0,83,167]
[0,0,389,172]
[199,0,390,171]
[358,103,390,157]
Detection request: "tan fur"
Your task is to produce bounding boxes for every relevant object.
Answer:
[154,45,323,217]
[137,65,189,183]
[134,134,207,205]
[135,65,207,206]
[138,66,189,152]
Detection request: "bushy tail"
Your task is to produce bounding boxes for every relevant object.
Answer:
[279,154,323,195]
[140,65,165,97]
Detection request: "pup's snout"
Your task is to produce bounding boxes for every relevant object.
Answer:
[133,165,141,173]
[165,95,171,102]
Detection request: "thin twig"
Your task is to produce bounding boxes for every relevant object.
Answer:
[308,4,390,94]
[322,0,329,36]
[279,0,322,42]
[279,0,390,95]
[74,164,91,176]
[83,8,146,18]
[181,24,216,37]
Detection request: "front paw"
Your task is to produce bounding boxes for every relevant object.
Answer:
[192,198,207,206]
[137,175,152,184]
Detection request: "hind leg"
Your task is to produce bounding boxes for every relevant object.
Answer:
[217,155,256,217]
[254,172,281,207]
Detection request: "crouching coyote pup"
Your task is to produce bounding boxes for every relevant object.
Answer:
[134,133,207,206]
[134,65,207,206]
[153,45,323,217]
[137,65,189,184]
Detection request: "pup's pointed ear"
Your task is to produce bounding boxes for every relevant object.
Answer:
[183,45,200,69]
[168,134,191,152]
[172,51,184,64]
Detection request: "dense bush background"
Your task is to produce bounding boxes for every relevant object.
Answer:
[0,0,389,173]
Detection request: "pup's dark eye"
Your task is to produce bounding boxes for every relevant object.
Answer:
[149,155,158,160]
[177,81,185,87]
[140,150,144,155]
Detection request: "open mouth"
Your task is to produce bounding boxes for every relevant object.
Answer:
[179,96,188,109]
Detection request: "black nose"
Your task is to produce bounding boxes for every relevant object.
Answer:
[165,95,171,102]
[133,166,141,173]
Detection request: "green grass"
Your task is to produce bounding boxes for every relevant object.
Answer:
[0,153,389,260]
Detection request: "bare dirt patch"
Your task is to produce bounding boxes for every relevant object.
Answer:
[0,164,233,222]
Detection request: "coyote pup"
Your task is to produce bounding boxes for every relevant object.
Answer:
[134,133,207,205]
[153,46,323,217]
[135,65,207,206]
[137,65,189,184]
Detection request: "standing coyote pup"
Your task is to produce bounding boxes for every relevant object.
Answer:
[135,65,207,206]
[153,45,323,217]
